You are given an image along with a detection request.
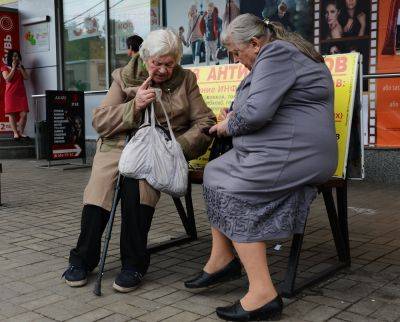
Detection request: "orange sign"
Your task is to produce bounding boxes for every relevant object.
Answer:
[376,0,400,147]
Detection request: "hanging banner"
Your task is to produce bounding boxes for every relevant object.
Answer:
[0,8,19,135]
[187,54,362,179]
[46,91,85,160]
[376,0,400,147]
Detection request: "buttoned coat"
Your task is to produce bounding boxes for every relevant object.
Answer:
[83,56,216,211]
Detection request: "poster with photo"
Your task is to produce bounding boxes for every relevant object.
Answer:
[164,0,315,66]
[240,0,315,42]
[375,0,400,147]
[319,0,371,82]
[165,0,231,66]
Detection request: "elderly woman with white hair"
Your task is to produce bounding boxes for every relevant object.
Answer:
[184,14,337,321]
[63,29,216,292]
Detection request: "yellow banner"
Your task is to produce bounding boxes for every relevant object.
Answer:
[188,64,249,169]
[324,53,359,178]
[188,53,359,178]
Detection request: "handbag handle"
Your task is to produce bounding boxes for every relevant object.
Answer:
[149,89,177,142]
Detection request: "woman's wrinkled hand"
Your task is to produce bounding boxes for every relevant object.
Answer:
[135,76,156,111]
[217,107,230,122]
[209,117,230,137]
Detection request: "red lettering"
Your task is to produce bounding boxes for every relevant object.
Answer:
[335,57,347,73]
[207,67,217,81]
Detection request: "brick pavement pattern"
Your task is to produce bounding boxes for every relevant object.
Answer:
[1,159,400,321]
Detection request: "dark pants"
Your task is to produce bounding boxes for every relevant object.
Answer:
[69,177,155,275]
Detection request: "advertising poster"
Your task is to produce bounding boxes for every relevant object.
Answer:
[114,20,134,55]
[23,22,50,53]
[67,17,101,41]
[376,0,400,147]
[188,63,249,169]
[188,53,362,179]
[319,0,371,80]
[0,9,19,135]
[165,0,314,66]
[46,91,85,160]
[165,0,230,66]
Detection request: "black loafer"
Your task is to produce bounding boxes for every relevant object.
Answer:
[216,295,283,321]
[184,257,242,289]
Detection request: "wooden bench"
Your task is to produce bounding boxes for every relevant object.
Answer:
[186,170,350,298]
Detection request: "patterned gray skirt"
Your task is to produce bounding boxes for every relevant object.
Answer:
[203,185,317,243]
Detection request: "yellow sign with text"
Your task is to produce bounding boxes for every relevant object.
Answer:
[188,53,360,179]
[324,53,359,178]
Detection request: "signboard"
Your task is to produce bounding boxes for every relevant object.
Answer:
[0,8,19,134]
[188,53,363,179]
[188,64,249,169]
[67,17,101,41]
[115,20,134,55]
[324,53,362,178]
[23,22,50,53]
[376,0,400,147]
[46,91,85,161]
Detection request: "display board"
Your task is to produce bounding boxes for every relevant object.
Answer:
[188,53,364,179]
[46,90,85,161]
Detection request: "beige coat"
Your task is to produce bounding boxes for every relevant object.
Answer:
[83,57,216,211]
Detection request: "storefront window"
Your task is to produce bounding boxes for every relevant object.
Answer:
[63,0,107,91]
[109,0,160,71]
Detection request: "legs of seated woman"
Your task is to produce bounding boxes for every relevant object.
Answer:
[69,178,159,275]
[205,228,278,311]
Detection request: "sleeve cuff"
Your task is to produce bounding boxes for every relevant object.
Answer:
[122,99,140,129]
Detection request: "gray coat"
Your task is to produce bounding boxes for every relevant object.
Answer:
[203,40,338,242]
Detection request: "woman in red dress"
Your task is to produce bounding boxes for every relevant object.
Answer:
[1,50,29,139]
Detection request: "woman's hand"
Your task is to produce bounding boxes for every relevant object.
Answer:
[135,76,156,111]
[343,18,353,33]
[209,117,230,137]
[217,107,229,122]
[11,60,17,69]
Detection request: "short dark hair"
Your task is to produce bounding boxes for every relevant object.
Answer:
[6,50,21,67]
[126,35,143,53]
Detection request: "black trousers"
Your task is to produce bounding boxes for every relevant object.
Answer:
[69,177,154,275]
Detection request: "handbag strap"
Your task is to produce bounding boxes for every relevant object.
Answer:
[149,89,176,142]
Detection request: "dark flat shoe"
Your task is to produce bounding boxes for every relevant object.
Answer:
[184,257,242,289]
[216,295,283,321]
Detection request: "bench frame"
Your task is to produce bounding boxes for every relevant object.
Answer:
[279,179,350,297]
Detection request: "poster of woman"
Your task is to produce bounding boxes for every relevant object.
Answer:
[319,0,371,78]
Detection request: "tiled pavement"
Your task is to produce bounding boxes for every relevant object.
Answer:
[1,159,400,321]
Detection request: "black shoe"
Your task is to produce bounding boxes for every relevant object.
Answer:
[184,257,242,289]
[216,295,283,321]
[113,269,143,293]
[62,265,88,287]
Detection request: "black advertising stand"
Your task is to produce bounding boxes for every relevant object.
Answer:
[44,90,89,169]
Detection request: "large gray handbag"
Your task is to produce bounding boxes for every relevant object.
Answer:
[118,91,188,197]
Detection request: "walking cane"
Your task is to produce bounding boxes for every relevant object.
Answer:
[94,135,130,296]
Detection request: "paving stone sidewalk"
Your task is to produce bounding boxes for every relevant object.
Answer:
[1,159,400,322]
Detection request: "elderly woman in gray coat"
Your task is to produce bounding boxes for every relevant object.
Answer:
[184,14,338,321]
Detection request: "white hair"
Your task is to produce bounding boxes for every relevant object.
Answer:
[139,29,183,64]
